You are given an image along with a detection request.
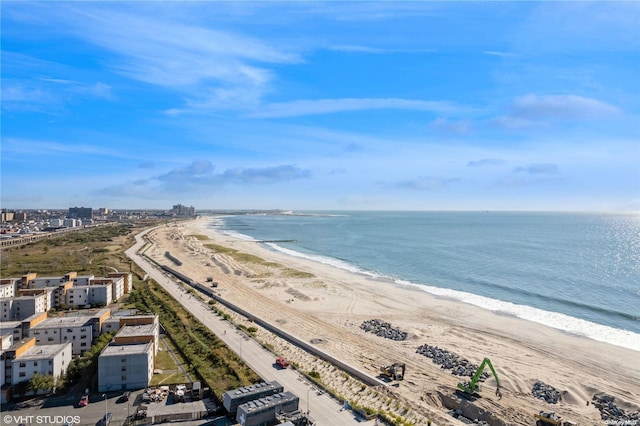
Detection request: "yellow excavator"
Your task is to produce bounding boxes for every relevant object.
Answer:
[457,357,500,398]
[380,362,406,381]
[534,411,576,426]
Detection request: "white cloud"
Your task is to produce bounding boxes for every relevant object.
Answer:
[248,98,461,119]
[509,94,621,120]
[396,176,460,191]
[514,163,559,175]
[96,161,312,198]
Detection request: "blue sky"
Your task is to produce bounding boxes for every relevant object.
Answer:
[1,1,639,211]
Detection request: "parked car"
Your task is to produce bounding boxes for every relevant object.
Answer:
[78,395,89,407]
[117,391,131,403]
[98,412,112,426]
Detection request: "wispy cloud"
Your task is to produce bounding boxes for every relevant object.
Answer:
[1,76,113,112]
[429,117,473,135]
[1,137,119,157]
[467,159,506,167]
[482,50,518,58]
[50,5,300,112]
[491,94,622,129]
[248,98,461,119]
[508,94,621,120]
[514,163,559,175]
[96,161,312,197]
[396,176,460,191]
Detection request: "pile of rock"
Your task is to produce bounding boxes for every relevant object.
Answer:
[360,319,407,341]
[449,409,490,425]
[415,344,489,379]
[592,393,640,422]
[532,381,561,404]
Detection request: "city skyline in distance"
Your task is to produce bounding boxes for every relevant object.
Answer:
[1,2,639,212]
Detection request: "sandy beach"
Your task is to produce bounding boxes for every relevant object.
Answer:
[144,217,640,425]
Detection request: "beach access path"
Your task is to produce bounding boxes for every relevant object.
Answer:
[126,227,376,426]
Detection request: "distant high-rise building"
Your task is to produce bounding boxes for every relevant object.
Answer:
[68,207,93,220]
[171,204,196,217]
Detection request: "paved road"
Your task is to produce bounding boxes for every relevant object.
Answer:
[126,228,375,426]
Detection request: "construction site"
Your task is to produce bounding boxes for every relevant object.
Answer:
[134,220,640,426]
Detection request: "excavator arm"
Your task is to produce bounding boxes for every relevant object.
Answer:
[457,357,500,396]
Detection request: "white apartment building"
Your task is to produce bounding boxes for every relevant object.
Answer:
[63,218,77,228]
[27,316,93,356]
[49,218,64,227]
[98,341,154,392]
[107,272,132,294]
[0,279,18,298]
[11,342,72,387]
[113,323,159,355]
[1,294,46,321]
[66,284,112,307]
[73,275,94,286]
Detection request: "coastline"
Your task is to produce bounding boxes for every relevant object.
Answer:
[147,217,640,425]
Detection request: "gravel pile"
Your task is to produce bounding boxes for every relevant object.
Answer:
[449,409,490,425]
[360,319,407,341]
[532,381,561,404]
[415,344,489,379]
[592,393,640,422]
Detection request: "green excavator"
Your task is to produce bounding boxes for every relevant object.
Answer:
[457,357,501,398]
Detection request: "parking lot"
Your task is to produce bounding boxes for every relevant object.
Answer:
[2,389,141,426]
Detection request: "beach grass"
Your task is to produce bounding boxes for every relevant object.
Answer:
[204,243,314,277]
[186,234,209,241]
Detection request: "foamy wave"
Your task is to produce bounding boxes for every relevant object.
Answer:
[265,243,369,275]
[394,280,640,352]
[214,219,640,352]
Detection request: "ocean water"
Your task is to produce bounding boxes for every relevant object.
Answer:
[210,211,640,351]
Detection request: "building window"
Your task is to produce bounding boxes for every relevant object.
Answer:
[33,361,37,366]
[80,343,87,347]
[19,362,25,367]
[49,360,52,365]
[121,367,126,371]
[81,335,87,339]
[121,376,126,381]
[19,372,26,377]
[121,358,126,362]
[48,337,54,342]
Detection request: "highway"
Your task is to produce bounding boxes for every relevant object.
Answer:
[126,228,375,426]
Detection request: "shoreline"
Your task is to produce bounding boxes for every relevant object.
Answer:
[148,217,640,425]
[222,217,640,352]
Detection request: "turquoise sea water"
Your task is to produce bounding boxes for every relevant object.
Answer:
[210,211,640,351]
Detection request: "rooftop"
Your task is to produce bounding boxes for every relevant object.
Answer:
[116,323,157,337]
[238,391,298,413]
[34,316,92,328]
[101,341,153,356]
[17,342,71,360]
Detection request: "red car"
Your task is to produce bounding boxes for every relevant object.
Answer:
[78,395,89,407]
[276,357,289,368]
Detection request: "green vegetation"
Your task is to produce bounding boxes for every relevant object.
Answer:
[28,373,56,395]
[126,279,260,396]
[186,234,209,241]
[204,243,314,277]
[0,225,139,277]
[64,332,115,392]
[282,268,315,278]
